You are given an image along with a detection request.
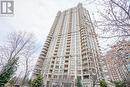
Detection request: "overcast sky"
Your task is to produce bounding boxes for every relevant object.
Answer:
[0,0,101,51]
[0,0,116,55]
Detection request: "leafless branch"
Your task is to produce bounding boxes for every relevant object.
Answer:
[0,32,37,84]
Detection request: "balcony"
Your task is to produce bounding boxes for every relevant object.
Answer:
[82,62,88,67]
[82,60,88,64]
[64,70,68,73]
[66,52,70,55]
[83,75,89,79]
[49,69,53,73]
[40,53,46,57]
[65,60,69,63]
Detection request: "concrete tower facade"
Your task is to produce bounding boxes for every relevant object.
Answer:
[105,40,130,81]
[32,3,102,87]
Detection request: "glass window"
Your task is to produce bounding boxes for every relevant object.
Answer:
[127,62,130,71]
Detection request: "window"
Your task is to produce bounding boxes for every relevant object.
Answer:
[67,39,71,42]
[66,49,70,51]
[54,53,57,56]
[83,75,89,79]
[57,41,60,43]
[50,69,53,73]
[55,65,59,69]
[64,70,68,73]
[48,74,51,78]
[52,61,55,64]
[51,65,54,68]
[56,61,59,64]
[64,65,68,68]
[66,52,70,54]
[54,50,58,52]
[67,42,71,44]
[54,70,58,73]
[67,45,70,47]
[53,75,57,78]
[65,60,69,63]
[127,62,130,71]
[65,56,69,58]
[55,47,58,49]
[53,57,55,60]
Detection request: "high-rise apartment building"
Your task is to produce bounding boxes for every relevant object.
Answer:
[105,40,130,82]
[32,3,103,87]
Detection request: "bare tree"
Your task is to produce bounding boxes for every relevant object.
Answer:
[97,0,130,38]
[0,32,37,85]
[21,35,37,85]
